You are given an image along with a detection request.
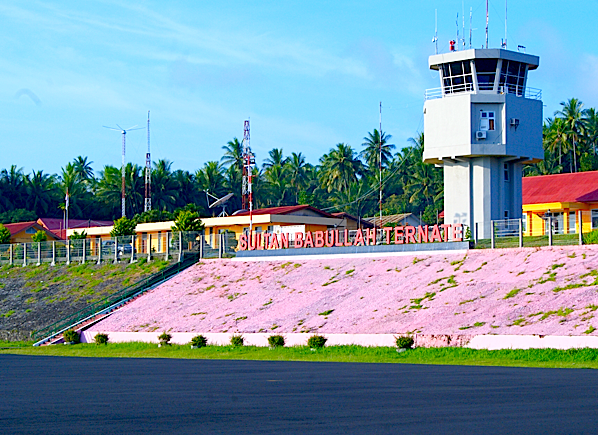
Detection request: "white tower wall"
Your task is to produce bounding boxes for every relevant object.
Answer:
[423,49,542,238]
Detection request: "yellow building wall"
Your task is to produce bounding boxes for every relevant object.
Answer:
[523,202,598,236]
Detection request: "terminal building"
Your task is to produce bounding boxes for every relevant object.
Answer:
[423,48,543,238]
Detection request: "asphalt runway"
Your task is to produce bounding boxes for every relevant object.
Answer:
[1,355,597,434]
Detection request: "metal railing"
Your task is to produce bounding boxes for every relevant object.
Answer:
[424,85,542,100]
[471,216,584,249]
[32,254,200,344]
[0,231,237,267]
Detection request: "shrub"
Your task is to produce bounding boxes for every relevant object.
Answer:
[190,335,208,348]
[171,210,204,232]
[583,230,598,245]
[63,329,80,344]
[230,334,244,347]
[395,335,414,349]
[70,230,88,240]
[32,230,47,243]
[307,334,327,349]
[0,224,9,244]
[158,332,172,345]
[111,217,136,237]
[268,335,285,348]
[94,333,109,345]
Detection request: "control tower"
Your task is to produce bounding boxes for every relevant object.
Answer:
[423,49,542,238]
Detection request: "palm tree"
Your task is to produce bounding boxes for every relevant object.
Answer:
[263,164,290,206]
[196,161,227,207]
[544,117,570,169]
[0,165,26,210]
[262,148,287,169]
[25,170,59,216]
[73,156,94,181]
[151,162,178,212]
[360,129,395,171]
[319,143,364,193]
[584,108,598,156]
[59,163,88,218]
[287,152,309,203]
[555,98,586,172]
[221,138,244,172]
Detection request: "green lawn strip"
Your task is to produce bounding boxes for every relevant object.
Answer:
[1,343,598,369]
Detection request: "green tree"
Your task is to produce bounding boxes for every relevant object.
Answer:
[262,148,287,170]
[221,138,244,172]
[25,170,59,217]
[319,143,364,193]
[0,224,10,244]
[360,129,395,171]
[171,210,204,232]
[555,98,586,172]
[31,230,47,243]
[110,217,136,237]
[69,230,87,240]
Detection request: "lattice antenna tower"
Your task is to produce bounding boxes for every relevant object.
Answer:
[242,120,255,231]
[103,123,145,218]
[144,111,152,212]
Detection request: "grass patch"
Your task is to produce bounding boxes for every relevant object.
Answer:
[3,343,598,369]
[504,288,521,299]
[318,309,334,316]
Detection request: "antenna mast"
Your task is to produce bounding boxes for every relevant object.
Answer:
[433,9,438,54]
[242,120,254,233]
[504,0,508,49]
[455,12,460,51]
[462,1,466,49]
[486,0,489,48]
[379,102,383,230]
[103,123,144,218]
[469,7,473,48]
[121,131,126,217]
[144,111,152,212]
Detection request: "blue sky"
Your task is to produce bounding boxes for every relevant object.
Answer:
[2,0,598,175]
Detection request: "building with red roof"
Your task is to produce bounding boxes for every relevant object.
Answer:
[522,171,598,235]
[2,221,62,244]
[36,218,113,239]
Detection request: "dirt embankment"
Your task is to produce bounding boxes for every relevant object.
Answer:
[93,246,598,337]
[0,259,170,341]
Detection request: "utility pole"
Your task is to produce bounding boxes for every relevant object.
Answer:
[144,111,152,212]
[379,102,383,229]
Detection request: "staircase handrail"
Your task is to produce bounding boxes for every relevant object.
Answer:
[31,254,198,342]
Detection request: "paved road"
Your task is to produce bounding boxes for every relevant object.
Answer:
[1,355,597,434]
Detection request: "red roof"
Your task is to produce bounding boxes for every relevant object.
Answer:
[3,221,39,236]
[522,171,598,205]
[37,218,113,231]
[3,221,61,239]
[233,205,338,219]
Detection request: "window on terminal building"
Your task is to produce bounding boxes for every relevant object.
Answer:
[480,111,495,131]
[592,210,598,230]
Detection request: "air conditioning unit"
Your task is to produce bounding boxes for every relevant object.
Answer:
[476,131,487,140]
[510,118,520,127]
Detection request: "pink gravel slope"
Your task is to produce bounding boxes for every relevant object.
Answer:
[92,246,598,336]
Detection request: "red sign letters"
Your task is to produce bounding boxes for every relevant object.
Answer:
[238,224,463,251]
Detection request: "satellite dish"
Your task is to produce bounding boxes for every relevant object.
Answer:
[205,191,234,217]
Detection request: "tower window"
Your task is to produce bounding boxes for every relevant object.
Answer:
[441,61,473,95]
[499,60,526,96]
[504,163,509,181]
[480,111,495,131]
[475,59,498,90]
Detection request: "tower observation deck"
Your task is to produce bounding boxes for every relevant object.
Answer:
[423,48,542,238]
